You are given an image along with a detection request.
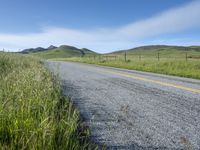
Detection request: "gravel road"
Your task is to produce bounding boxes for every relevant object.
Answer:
[47,61,200,150]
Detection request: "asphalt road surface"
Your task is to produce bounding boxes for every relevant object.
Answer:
[47,61,200,150]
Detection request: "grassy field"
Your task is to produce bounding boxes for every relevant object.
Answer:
[24,45,200,79]
[112,45,200,58]
[47,46,200,79]
[53,55,200,79]
[0,53,95,149]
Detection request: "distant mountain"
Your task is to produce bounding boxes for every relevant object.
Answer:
[21,45,58,54]
[81,48,95,53]
[21,47,47,54]
[20,45,97,59]
[47,45,57,50]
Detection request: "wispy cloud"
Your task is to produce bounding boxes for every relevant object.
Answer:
[0,0,200,52]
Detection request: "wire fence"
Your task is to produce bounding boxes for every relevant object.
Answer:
[84,52,200,62]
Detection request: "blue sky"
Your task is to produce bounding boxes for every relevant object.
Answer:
[0,0,200,52]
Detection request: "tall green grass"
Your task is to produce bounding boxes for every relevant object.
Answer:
[0,53,94,149]
[56,57,200,79]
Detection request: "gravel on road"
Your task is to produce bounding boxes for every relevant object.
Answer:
[47,61,200,150]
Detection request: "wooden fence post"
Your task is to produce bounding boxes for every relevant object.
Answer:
[186,52,188,62]
[158,52,160,61]
[125,51,127,62]
[139,53,141,61]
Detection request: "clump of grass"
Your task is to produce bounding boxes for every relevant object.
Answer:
[0,53,94,149]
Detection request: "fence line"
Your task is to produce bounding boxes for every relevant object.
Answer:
[84,52,200,62]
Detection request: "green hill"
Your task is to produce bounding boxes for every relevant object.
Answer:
[21,45,200,60]
[110,45,200,59]
[21,45,97,59]
[112,45,200,53]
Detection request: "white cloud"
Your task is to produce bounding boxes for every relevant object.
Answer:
[0,0,200,52]
[119,0,200,38]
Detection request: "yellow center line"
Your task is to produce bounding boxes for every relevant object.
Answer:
[100,69,200,94]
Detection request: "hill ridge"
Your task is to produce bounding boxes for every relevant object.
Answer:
[110,45,200,54]
[21,45,97,59]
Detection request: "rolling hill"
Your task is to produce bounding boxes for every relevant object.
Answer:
[113,45,200,53]
[111,45,200,53]
[20,45,200,59]
[21,45,97,59]
[110,45,200,59]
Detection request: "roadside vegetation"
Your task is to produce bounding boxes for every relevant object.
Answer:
[30,45,200,79]
[0,52,95,149]
[53,52,200,79]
